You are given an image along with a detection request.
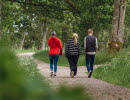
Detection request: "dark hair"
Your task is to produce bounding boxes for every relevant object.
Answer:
[51,31,56,36]
[88,29,93,34]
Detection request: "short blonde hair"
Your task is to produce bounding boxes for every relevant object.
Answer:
[73,33,78,45]
[88,29,93,34]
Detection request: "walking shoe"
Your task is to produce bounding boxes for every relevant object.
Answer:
[71,71,74,78]
[88,71,92,78]
[53,73,56,77]
[70,71,73,76]
[50,72,53,77]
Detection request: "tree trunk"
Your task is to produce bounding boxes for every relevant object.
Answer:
[41,22,48,50]
[62,29,68,50]
[19,33,26,50]
[0,0,2,39]
[109,0,126,52]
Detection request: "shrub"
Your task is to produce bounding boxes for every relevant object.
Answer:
[0,43,49,100]
[0,42,92,100]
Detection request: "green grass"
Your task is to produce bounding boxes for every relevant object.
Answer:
[93,48,130,88]
[33,50,87,67]
[14,48,38,54]
[94,50,115,65]
[33,50,69,67]
[33,50,116,67]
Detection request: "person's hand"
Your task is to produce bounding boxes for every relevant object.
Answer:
[60,51,62,55]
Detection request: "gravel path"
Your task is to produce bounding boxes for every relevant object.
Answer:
[19,53,130,100]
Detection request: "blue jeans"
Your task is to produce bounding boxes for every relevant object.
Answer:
[49,55,60,72]
[86,54,95,72]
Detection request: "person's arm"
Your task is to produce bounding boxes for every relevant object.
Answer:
[77,42,82,55]
[84,37,86,52]
[65,40,69,55]
[58,39,63,55]
[96,38,98,49]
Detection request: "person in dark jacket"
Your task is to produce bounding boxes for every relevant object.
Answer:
[65,33,81,78]
[48,31,62,77]
[84,29,98,78]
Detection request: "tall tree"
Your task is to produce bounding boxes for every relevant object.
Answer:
[124,1,130,47]
[40,20,48,50]
[0,0,2,39]
[109,0,126,52]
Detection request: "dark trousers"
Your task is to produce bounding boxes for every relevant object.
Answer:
[66,55,79,76]
[86,54,95,72]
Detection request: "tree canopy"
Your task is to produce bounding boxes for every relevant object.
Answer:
[0,0,130,49]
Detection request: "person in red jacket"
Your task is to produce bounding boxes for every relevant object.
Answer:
[48,31,62,77]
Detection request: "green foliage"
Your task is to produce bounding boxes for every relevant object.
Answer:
[124,4,130,47]
[95,50,116,65]
[15,48,38,54]
[0,44,23,100]
[18,57,44,82]
[79,1,113,28]
[74,0,114,46]
[0,43,91,100]
[55,86,91,100]
[0,43,49,100]
[1,0,130,50]
[1,0,116,50]
[93,47,130,88]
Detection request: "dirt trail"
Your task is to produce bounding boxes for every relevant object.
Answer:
[19,53,130,100]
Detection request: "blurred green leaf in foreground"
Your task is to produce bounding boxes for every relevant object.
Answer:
[0,41,91,100]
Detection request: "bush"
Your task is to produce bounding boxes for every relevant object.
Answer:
[0,43,50,100]
[0,42,91,100]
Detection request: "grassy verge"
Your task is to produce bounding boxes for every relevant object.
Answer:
[94,50,115,64]
[14,48,38,54]
[93,48,130,88]
[33,50,69,66]
[33,50,115,67]
[33,50,87,67]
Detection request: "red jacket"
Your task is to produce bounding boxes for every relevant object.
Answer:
[48,36,62,55]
